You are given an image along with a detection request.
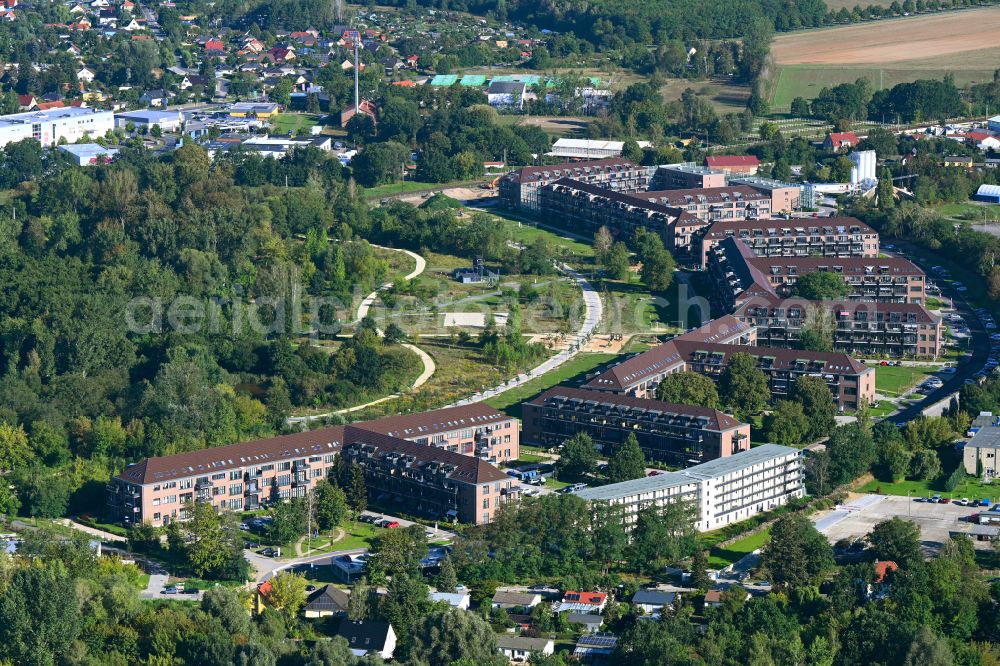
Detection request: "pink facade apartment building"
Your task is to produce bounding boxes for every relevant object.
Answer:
[107,403,519,527]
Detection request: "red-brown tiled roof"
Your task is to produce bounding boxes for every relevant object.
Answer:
[700,216,876,240]
[526,386,745,431]
[507,158,640,185]
[354,403,513,440]
[706,155,759,168]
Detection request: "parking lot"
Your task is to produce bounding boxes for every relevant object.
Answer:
[814,494,993,554]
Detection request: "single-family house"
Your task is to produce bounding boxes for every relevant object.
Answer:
[567,613,603,633]
[496,636,555,664]
[335,621,396,660]
[556,591,608,613]
[631,589,677,617]
[704,585,750,608]
[17,94,36,110]
[824,131,860,151]
[205,39,225,55]
[340,98,376,128]
[574,633,618,665]
[430,591,471,610]
[76,66,95,83]
[303,585,350,618]
[868,560,899,600]
[120,17,140,31]
[491,590,542,610]
[139,89,169,108]
[941,155,975,168]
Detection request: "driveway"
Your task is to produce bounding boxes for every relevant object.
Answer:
[139,574,206,601]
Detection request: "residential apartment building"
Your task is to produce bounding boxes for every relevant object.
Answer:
[355,402,519,464]
[107,403,518,526]
[651,163,728,190]
[585,335,874,411]
[672,340,875,411]
[708,237,926,309]
[576,444,805,531]
[498,158,651,212]
[583,316,756,397]
[697,216,880,268]
[522,387,750,467]
[636,186,773,224]
[963,412,1000,476]
[0,107,115,147]
[338,428,518,525]
[734,296,943,359]
[730,177,801,213]
[748,255,926,305]
[537,178,694,239]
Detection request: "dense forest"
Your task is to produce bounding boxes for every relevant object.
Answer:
[0,136,527,522]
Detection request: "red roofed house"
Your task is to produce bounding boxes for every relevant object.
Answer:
[340,98,376,128]
[391,80,416,87]
[873,560,898,584]
[17,94,36,110]
[204,38,225,55]
[869,560,898,600]
[705,155,760,175]
[560,591,608,612]
[405,55,418,67]
[36,100,65,111]
[824,131,860,151]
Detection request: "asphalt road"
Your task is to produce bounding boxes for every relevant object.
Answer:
[887,243,990,423]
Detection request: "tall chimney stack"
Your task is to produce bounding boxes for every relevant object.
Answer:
[354,41,360,113]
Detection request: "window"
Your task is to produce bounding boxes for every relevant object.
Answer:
[311,468,323,478]
[261,464,274,472]
[482,485,489,495]
[230,470,241,480]
[277,474,291,487]
[227,498,243,510]
[482,498,490,509]
[212,473,226,481]
[179,479,192,490]
[279,462,291,471]
[229,484,243,495]
[324,454,336,463]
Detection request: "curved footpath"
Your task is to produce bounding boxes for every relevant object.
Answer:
[450,261,603,407]
[287,246,434,426]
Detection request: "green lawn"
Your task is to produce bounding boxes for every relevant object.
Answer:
[545,477,571,490]
[502,218,596,261]
[484,352,617,415]
[874,365,935,397]
[868,399,897,418]
[708,528,771,569]
[855,476,997,502]
[334,520,382,551]
[511,453,546,465]
[270,112,320,135]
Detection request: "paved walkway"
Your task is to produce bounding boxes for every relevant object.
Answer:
[449,261,603,407]
[287,246,435,425]
[59,519,126,543]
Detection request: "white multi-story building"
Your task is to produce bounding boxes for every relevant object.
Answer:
[0,107,115,147]
[576,444,805,531]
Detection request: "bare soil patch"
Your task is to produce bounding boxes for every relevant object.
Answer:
[772,8,1000,66]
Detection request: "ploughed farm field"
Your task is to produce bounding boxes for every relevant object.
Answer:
[768,7,1000,109]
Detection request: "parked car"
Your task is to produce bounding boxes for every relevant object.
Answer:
[162,587,178,595]
[258,547,274,556]
[940,498,951,504]
[383,521,401,529]
[958,498,970,506]
[931,494,942,503]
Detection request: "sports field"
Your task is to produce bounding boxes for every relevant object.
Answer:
[769,8,1000,109]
